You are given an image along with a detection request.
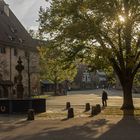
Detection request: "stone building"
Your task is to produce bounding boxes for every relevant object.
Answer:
[0,0,40,97]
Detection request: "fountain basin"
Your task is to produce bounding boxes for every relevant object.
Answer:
[0,98,46,114]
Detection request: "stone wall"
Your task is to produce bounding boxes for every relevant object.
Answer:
[0,47,40,96]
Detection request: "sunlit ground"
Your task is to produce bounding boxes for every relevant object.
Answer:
[1,89,140,140]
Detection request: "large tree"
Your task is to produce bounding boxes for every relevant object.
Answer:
[38,0,140,109]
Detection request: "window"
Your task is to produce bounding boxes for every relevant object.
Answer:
[24,51,29,57]
[14,48,18,56]
[0,48,6,54]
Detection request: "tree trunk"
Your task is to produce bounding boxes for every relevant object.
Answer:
[54,82,57,95]
[121,79,134,110]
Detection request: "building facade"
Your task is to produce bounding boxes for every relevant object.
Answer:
[0,0,40,97]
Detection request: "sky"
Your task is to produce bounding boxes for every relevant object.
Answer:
[4,0,49,30]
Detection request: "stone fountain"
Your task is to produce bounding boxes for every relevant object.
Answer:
[15,57,24,99]
[0,57,46,114]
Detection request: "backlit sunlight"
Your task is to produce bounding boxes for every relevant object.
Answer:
[118,15,125,23]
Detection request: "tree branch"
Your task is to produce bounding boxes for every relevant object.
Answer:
[109,58,122,79]
[135,51,140,62]
[117,27,125,70]
[132,62,140,77]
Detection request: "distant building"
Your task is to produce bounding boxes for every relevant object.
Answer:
[71,64,107,90]
[94,70,108,88]
[0,0,40,97]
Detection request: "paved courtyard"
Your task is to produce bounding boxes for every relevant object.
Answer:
[47,89,140,108]
[1,89,140,140]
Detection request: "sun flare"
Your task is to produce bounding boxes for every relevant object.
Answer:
[118,15,125,23]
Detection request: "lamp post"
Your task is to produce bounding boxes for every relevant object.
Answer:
[9,47,12,81]
[26,52,31,98]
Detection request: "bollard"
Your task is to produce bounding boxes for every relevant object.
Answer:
[27,109,35,120]
[91,106,98,116]
[66,102,71,109]
[91,106,95,116]
[96,104,101,113]
[85,103,90,112]
[68,108,74,118]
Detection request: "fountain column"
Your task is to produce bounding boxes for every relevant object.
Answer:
[15,57,24,99]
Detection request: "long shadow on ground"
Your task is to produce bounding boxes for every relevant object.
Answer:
[96,110,140,140]
[4,118,108,140]
[1,110,140,140]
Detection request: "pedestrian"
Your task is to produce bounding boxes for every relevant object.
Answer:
[102,89,108,107]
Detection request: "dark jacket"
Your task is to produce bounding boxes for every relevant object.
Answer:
[102,91,108,100]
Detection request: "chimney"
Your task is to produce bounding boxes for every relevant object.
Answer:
[4,4,9,16]
[0,0,9,16]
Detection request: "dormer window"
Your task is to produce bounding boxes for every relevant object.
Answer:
[8,35,15,41]
[8,35,12,40]
[19,38,23,43]
[10,27,15,33]
[9,26,17,34]
[14,29,17,33]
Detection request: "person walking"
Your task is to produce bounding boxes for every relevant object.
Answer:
[102,89,108,107]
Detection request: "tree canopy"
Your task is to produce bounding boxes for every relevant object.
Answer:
[38,46,77,94]
[38,0,140,109]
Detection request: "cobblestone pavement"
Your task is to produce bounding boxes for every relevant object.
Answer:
[1,114,140,140]
[47,89,140,108]
[1,89,140,140]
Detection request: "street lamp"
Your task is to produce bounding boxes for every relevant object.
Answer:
[25,51,31,98]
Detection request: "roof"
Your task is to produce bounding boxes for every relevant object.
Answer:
[96,70,106,76]
[0,0,37,51]
[40,80,54,85]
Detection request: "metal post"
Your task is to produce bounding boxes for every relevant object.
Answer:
[9,47,12,98]
[9,47,12,81]
[27,53,31,98]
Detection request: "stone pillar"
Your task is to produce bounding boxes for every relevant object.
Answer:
[27,109,35,120]
[85,103,90,111]
[68,108,74,118]
[66,102,71,109]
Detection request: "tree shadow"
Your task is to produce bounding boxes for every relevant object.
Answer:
[0,114,32,132]
[8,118,109,140]
[96,109,140,140]
[1,110,140,140]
